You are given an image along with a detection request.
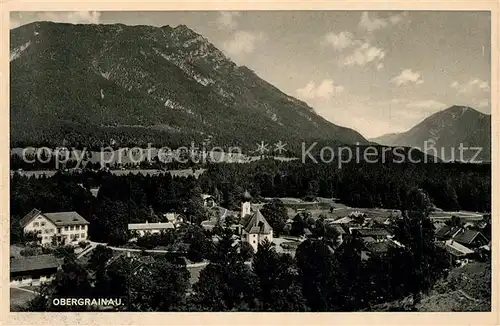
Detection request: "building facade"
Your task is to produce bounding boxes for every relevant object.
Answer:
[128,221,175,237]
[10,254,60,286]
[20,209,90,246]
[241,209,273,253]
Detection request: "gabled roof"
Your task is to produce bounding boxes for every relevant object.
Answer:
[330,224,346,235]
[10,254,60,273]
[243,209,272,234]
[44,212,90,226]
[331,216,353,224]
[355,228,390,237]
[445,239,474,257]
[364,241,394,254]
[19,208,42,228]
[453,230,486,245]
[128,222,174,230]
[435,225,461,239]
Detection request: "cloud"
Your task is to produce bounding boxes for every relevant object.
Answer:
[391,69,424,86]
[222,31,266,56]
[343,43,386,67]
[296,79,344,100]
[322,31,361,51]
[451,78,490,93]
[477,99,490,109]
[405,99,446,111]
[359,11,409,32]
[10,11,101,29]
[216,11,240,30]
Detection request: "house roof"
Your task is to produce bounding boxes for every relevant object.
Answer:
[364,241,393,254]
[355,228,390,237]
[435,225,461,239]
[19,209,89,228]
[243,210,272,234]
[453,230,484,245]
[19,208,42,228]
[10,254,60,273]
[445,240,474,257]
[44,212,90,226]
[330,224,346,235]
[331,216,353,224]
[128,222,175,230]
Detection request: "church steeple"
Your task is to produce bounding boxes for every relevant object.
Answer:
[241,190,252,217]
[242,190,252,202]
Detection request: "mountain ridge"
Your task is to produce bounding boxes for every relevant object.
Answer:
[10,21,369,150]
[370,105,491,161]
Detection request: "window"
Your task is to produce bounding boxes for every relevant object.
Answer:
[75,225,79,230]
[70,226,74,231]
[33,222,39,227]
[57,228,61,233]
[253,241,256,244]
[81,225,86,230]
[64,226,69,231]
[41,222,46,227]
[75,234,80,239]
[81,233,86,238]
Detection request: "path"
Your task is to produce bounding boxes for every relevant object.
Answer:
[458,289,481,302]
[11,286,39,295]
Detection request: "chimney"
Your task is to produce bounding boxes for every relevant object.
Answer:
[146,221,148,224]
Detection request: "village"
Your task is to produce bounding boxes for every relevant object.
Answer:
[10,186,491,310]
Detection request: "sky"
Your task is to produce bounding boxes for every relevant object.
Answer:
[10,11,491,138]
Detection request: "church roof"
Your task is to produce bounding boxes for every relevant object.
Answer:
[242,190,252,201]
[243,209,272,234]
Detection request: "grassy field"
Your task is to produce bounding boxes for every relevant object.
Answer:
[10,287,37,311]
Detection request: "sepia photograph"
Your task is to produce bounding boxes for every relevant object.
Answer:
[7,8,493,316]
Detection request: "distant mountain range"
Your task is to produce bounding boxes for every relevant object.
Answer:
[10,21,368,150]
[370,105,491,161]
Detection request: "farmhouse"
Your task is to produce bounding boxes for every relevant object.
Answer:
[435,225,462,241]
[444,239,475,259]
[241,209,273,253]
[201,194,216,208]
[128,221,175,237]
[452,230,488,248]
[352,228,391,242]
[10,254,60,286]
[20,209,90,246]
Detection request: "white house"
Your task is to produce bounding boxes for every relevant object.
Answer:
[241,209,273,253]
[10,254,61,286]
[20,208,90,246]
[201,194,216,208]
[128,221,175,237]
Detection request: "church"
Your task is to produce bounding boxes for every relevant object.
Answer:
[240,190,273,252]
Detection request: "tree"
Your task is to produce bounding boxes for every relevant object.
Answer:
[253,240,307,311]
[239,241,254,261]
[186,226,212,263]
[260,199,288,236]
[130,256,190,311]
[191,228,258,311]
[295,239,342,311]
[290,214,307,237]
[394,188,449,304]
[88,245,113,271]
